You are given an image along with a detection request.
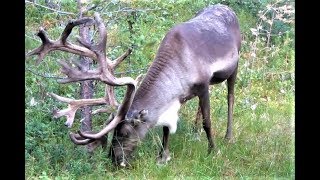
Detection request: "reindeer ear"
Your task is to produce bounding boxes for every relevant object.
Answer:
[138,109,148,118]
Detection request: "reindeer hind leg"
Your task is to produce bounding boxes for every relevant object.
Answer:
[225,66,238,141]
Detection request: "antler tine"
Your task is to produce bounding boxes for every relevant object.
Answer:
[26,27,53,65]
[49,92,107,128]
[69,133,107,152]
[57,60,100,84]
[75,13,107,54]
[77,116,120,139]
[93,12,107,53]
[61,18,95,44]
[69,132,96,145]
[26,18,96,65]
[70,113,114,144]
[110,48,133,69]
[37,27,51,43]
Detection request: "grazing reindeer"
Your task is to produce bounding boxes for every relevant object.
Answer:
[28,4,240,167]
[73,4,241,167]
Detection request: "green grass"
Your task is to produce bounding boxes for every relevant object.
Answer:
[25,87,294,179]
[25,0,294,179]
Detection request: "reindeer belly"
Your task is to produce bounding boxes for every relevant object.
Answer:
[208,51,238,84]
[156,99,181,134]
[210,65,236,84]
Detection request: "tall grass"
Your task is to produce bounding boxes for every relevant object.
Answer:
[25,0,294,179]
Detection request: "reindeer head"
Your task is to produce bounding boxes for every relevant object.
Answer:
[109,111,149,167]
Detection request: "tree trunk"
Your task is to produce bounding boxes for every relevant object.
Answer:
[79,59,93,132]
[78,0,94,141]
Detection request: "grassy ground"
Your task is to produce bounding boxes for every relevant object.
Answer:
[25,0,294,179]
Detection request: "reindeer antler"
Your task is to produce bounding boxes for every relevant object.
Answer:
[26,18,96,65]
[26,13,136,144]
[49,92,107,127]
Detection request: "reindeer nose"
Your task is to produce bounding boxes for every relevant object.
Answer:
[120,161,126,167]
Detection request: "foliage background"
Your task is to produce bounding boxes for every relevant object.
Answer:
[25,0,294,179]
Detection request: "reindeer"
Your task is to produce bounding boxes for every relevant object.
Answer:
[27,4,241,167]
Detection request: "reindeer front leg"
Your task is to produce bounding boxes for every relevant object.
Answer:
[198,85,215,154]
[157,126,171,164]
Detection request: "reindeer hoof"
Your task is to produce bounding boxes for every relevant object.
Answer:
[224,133,234,143]
[224,136,234,143]
[156,153,171,165]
